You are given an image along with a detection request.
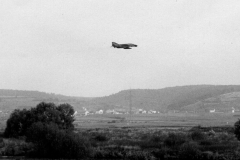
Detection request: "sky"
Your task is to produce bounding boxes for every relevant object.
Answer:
[1,0,240,97]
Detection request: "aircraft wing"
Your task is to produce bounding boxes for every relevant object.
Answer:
[126,43,137,47]
[120,44,130,48]
[121,43,137,48]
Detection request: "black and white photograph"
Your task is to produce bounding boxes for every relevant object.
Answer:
[1,0,240,159]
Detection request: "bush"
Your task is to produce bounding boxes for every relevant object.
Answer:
[164,132,187,148]
[198,151,214,160]
[149,135,164,143]
[125,151,154,160]
[4,102,75,138]
[26,122,91,159]
[93,148,124,159]
[191,130,206,141]
[1,139,33,156]
[178,142,200,160]
[199,139,214,146]
[151,147,170,159]
[94,134,109,142]
[234,119,240,141]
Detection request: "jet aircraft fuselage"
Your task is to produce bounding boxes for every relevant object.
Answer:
[112,42,137,49]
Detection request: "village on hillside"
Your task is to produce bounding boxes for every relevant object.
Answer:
[75,106,240,116]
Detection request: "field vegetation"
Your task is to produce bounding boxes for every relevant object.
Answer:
[1,102,240,159]
[1,124,240,159]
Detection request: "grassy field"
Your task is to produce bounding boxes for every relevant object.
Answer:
[75,123,239,160]
[1,96,239,130]
[74,112,240,129]
[1,106,239,131]
[1,110,240,159]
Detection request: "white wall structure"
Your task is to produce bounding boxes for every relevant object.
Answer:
[106,109,115,114]
[148,110,157,114]
[84,111,90,116]
[96,110,103,114]
[82,107,90,116]
[210,109,215,113]
[72,111,78,117]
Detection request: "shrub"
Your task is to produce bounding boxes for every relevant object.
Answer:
[164,132,187,148]
[26,122,91,159]
[234,119,240,141]
[199,139,214,146]
[112,139,142,147]
[4,102,75,138]
[125,151,154,160]
[191,129,206,141]
[198,151,214,160]
[199,143,238,153]
[0,138,4,148]
[190,125,203,132]
[93,133,109,142]
[1,139,33,156]
[178,142,200,160]
[151,147,170,159]
[149,134,165,143]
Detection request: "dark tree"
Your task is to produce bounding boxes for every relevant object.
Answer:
[26,122,90,159]
[4,109,32,137]
[57,103,75,130]
[4,102,75,138]
[234,119,240,141]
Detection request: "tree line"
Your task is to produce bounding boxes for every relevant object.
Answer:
[4,102,90,158]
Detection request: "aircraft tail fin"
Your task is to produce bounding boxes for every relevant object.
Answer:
[112,42,119,48]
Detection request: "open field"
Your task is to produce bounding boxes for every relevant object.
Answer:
[74,112,240,129]
[75,124,239,160]
[1,107,240,159]
[1,106,239,131]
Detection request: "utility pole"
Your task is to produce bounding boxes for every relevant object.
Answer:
[129,88,133,123]
[129,89,132,115]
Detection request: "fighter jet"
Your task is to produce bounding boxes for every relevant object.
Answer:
[112,42,137,49]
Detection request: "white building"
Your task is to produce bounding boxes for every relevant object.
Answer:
[96,110,104,114]
[210,109,215,113]
[142,110,147,114]
[106,109,115,114]
[138,109,147,114]
[84,111,90,116]
[72,111,78,117]
[148,110,157,114]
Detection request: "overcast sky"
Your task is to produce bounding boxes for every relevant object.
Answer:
[1,0,240,97]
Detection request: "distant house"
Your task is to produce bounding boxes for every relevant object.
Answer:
[106,109,115,114]
[89,111,95,114]
[142,110,147,114]
[137,109,143,114]
[115,109,127,114]
[138,109,147,114]
[148,110,157,114]
[84,111,90,116]
[72,111,78,117]
[210,109,215,113]
[96,110,103,114]
[114,111,121,114]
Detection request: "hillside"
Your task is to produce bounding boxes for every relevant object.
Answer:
[0,89,92,101]
[88,85,240,112]
[0,89,91,113]
[182,91,240,112]
[1,85,240,114]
